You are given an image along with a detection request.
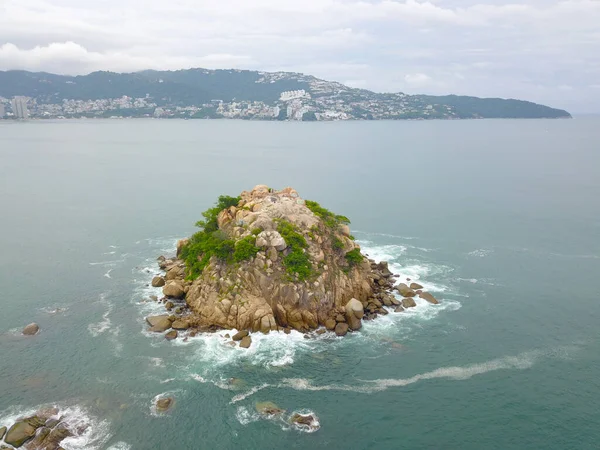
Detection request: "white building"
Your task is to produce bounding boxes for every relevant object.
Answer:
[11,97,29,119]
[280,90,310,102]
[0,104,5,118]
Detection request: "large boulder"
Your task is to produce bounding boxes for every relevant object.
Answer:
[396,283,416,297]
[325,319,336,331]
[146,315,172,332]
[419,292,439,304]
[401,297,417,308]
[256,402,285,416]
[334,322,349,336]
[163,281,185,299]
[345,298,363,331]
[171,320,189,330]
[165,330,178,340]
[0,426,6,440]
[4,421,37,447]
[410,282,424,290]
[151,276,165,287]
[22,323,39,336]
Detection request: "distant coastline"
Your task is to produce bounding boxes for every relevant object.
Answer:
[0,68,572,121]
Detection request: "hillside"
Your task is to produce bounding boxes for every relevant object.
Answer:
[0,69,571,120]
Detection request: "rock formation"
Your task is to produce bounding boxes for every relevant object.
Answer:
[1,407,77,449]
[149,185,441,337]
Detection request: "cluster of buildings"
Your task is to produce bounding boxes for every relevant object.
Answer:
[0,85,457,121]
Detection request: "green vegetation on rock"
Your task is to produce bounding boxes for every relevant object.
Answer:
[233,235,260,262]
[277,220,313,281]
[345,248,364,267]
[305,200,350,229]
[180,195,240,279]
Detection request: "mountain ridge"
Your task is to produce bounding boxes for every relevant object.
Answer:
[0,68,572,120]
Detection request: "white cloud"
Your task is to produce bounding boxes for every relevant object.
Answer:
[0,0,599,112]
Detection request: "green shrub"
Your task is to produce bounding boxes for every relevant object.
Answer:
[305,200,350,229]
[277,220,313,280]
[332,236,345,250]
[345,248,364,267]
[233,235,260,262]
[180,195,241,279]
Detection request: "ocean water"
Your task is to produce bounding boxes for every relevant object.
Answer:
[1,118,599,449]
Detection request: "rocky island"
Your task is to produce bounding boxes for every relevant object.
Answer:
[146,185,439,346]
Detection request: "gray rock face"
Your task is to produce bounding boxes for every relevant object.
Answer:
[22,323,40,336]
[256,230,287,251]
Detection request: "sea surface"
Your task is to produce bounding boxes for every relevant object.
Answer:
[1,118,599,449]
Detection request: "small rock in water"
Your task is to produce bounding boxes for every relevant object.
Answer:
[22,323,40,336]
[316,328,327,335]
[232,330,249,341]
[256,401,285,416]
[419,291,439,304]
[334,322,349,336]
[410,282,423,290]
[290,412,320,431]
[165,330,178,340]
[156,397,174,412]
[239,335,252,348]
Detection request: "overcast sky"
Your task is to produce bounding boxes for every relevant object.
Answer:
[1,0,599,113]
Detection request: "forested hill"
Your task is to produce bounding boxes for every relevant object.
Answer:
[0,69,571,120]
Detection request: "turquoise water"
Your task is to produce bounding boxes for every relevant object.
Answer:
[1,119,599,449]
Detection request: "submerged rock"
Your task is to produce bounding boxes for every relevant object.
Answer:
[290,412,319,431]
[419,291,439,304]
[156,397,174,412]
[22,323,40,336]
[255,402,285,416]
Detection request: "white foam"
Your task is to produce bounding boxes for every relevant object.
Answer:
[230,383,270,404]
[277,349,565,396]
[235,406,261,425]
[106,443,131,450]
[467,248,493,258]
[89,259,125,266]
[0,404,112,450]
[286,410,320,433]
[149,391,183,416]
[104,269,113,279]
[88,295,113,337]
[234,406,320,433]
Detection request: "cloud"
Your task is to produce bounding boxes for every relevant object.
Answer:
[0,0,599,112]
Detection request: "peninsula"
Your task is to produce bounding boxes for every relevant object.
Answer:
[146,186,439,347]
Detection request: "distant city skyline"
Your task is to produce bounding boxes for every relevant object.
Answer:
[1,1,599,113]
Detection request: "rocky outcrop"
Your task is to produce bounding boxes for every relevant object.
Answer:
[239,335,252,348]
[22,323,39,336]
[156,397,173,412]
[146,315,173,332]
[0,426,6,440]
[2,407,73,449]
[152,185,441,338]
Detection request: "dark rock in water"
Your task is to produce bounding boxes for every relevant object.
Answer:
[239,336,252,348]
[162,281,185,299]
[256,402,285,416]
[283,327,291,335]
[146,315,172,332]
[165,330,178,340]
[232,330,249,341]
[22,323,40,336]
[156,397,174,412]
[378,308,389,315]
[419,291,439,304]
[316,328,327,335]
[43,424,73,448]
[290,412,319,429]
[402,297,417,308]
[151,276,165,287]
[394,306,405,313]
[165,301,174,311]
[0,426,6,440]
[334,322,349,336]
[26,426,51,448]
[325,319,336,330]
[335,314,346,323]
[4,420,38,447]
[410,282,423,290]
